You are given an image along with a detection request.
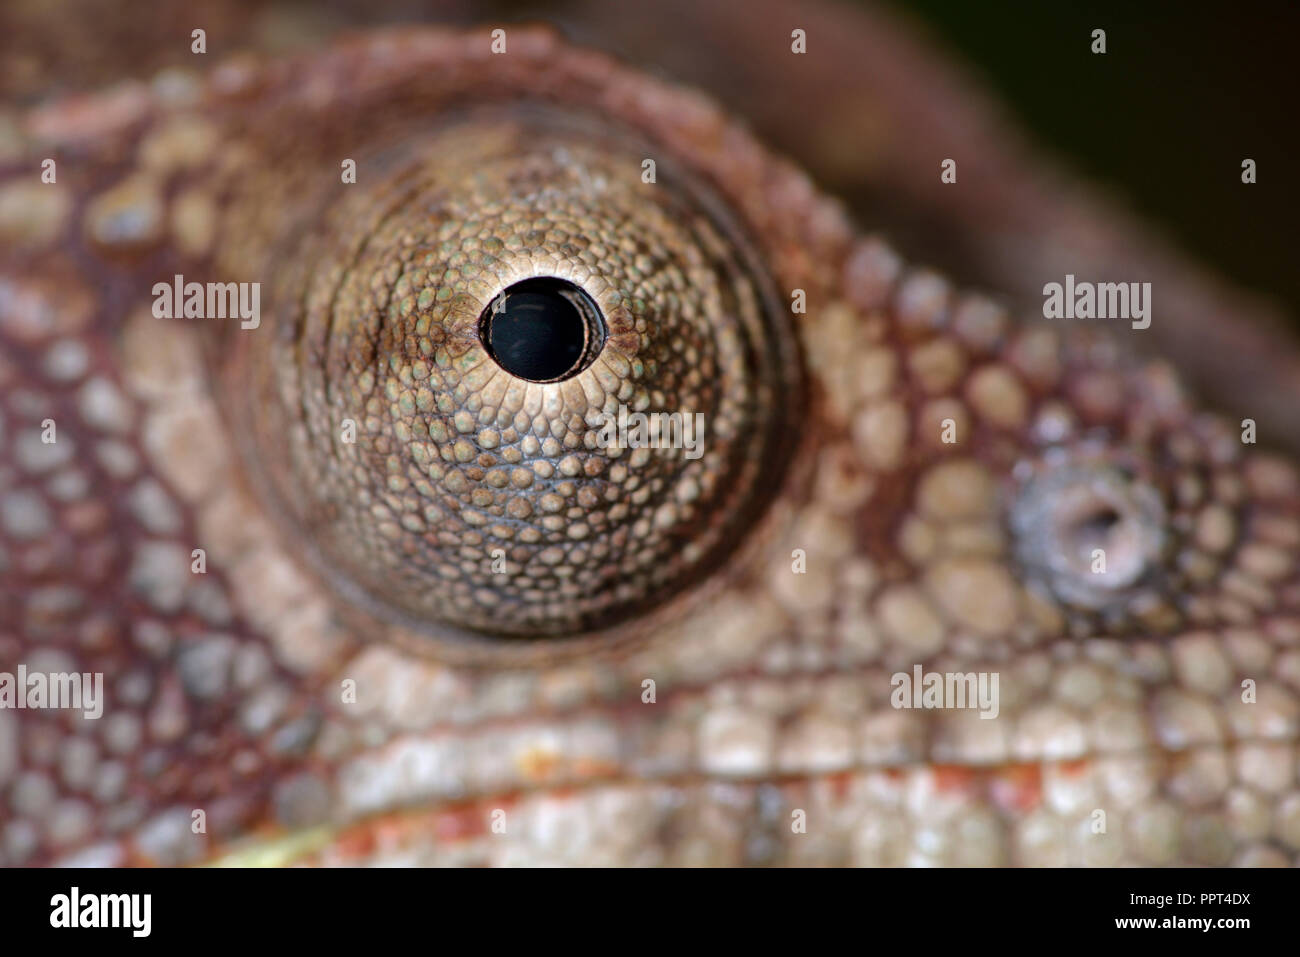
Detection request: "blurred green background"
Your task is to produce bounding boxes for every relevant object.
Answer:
[883,0,1299,320]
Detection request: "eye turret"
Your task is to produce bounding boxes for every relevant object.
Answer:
[227,109,804,646]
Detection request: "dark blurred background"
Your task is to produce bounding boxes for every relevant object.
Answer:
[881,0,1300,323]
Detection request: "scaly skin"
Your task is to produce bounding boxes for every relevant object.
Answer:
[1,23,1298,867]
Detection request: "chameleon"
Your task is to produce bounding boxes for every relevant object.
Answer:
[1,8,1298,867]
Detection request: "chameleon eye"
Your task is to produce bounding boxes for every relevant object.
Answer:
[223,108,805,648]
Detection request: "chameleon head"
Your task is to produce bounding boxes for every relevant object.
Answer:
[7,20,1300,867]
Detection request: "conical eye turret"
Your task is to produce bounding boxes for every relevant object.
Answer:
[224,106,806,649]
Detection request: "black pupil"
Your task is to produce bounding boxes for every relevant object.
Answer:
[479,278,604,382]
